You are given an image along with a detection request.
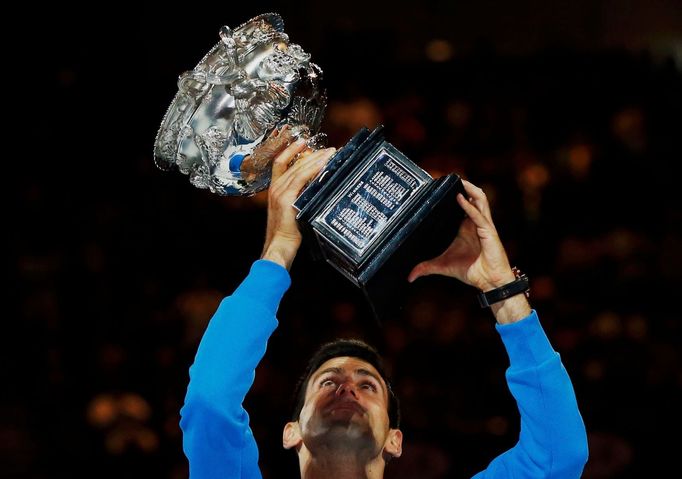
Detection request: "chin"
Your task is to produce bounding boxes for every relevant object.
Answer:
[306,416,376,449]
[326,417,375,443]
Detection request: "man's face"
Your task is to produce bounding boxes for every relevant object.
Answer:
[296,356,393,454]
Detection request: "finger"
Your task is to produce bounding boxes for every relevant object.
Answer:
[461,180,492,222]
[279,145,331,183]
[457,193,492,232]
[407,260,437,283]
[270,149,321,197]
[292,147,336,185]
[272,138,308,181]
[407,262,426,283]
[270,124,290,138]
[287,147,315,168]
[280,147,336,196]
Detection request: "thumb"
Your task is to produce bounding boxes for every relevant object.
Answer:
[407,260,437,283]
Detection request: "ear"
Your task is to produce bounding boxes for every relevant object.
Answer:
[282,421,302,450]
[383,428,403,458]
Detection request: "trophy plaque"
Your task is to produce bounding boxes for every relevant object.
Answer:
[154,13,466,319]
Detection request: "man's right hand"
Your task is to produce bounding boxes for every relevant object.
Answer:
[261,140,336,270]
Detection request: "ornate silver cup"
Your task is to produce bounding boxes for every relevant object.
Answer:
[154,13,327,196]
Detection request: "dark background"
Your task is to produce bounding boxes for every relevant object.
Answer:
[8,1,681,477]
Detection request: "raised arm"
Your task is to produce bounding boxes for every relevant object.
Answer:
[408,180,588,478]
[179,140,336,479]
[473,311,589,479]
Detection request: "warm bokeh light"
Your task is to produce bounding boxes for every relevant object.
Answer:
[425,39,454,62]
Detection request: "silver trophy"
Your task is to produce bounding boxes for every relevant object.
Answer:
[153,13,327,196]
[155,13,466,320]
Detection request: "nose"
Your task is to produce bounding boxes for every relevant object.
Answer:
[335,381,358,399]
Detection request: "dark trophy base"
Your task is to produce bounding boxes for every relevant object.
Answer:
[294,126,466,321]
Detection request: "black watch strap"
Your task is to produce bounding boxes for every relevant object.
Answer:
[478,270,530,308]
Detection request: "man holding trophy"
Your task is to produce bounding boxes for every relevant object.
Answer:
[157,14,588,479]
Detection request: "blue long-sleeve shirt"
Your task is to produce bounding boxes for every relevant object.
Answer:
[180,260,588,478]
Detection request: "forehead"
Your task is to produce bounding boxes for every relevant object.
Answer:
[306,356,386,393]
[314,356,381,375]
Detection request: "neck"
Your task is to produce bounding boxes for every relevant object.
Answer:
[298,447,385,479]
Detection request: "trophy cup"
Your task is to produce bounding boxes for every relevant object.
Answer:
[154,13,466,319]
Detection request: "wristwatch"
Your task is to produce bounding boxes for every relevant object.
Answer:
[477,267,530,308]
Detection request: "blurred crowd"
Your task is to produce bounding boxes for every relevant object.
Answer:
[8,28,681,479]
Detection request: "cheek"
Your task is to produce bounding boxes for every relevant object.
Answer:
[300,403,312,423]
[298,393,323,426]
[365,399,390,428]
[364,400,388,428]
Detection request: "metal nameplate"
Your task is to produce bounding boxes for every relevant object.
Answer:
[312,144,430,262]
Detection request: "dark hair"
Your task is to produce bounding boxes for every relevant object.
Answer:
[291,339,401,428]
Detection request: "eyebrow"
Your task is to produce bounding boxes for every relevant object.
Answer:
[313,367,386,394]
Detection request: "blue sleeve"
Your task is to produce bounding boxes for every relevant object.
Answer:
[179,260,291,479]
[472,311,589,479]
